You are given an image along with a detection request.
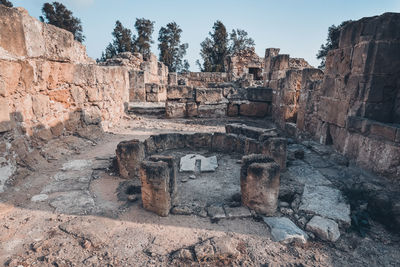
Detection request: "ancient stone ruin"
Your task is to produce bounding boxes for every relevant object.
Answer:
[0,5,399,266]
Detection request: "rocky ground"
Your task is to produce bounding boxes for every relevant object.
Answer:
[0,115,399,266]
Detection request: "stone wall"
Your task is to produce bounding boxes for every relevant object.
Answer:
[296,12,400,178]
[165,85,273,118]
[0,6,130,190]
[263,48,319,128]
[225,48,264,81]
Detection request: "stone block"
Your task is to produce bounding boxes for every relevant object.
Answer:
[116,139,146,179]
[239,102,271,117]
[247,87,273,102]
[244,138,262,155]
[165,101,186,118]
[211,133,245,154]
[227,103,239,117]
[145,83,159,93]
[32,95,50,118]
[185,133,213,149]
[0,97,11,133]
[149,155,177,201]
[369,121,397,141]
[262,137,287,171]
[168,73,177,86]
[197,104,227,118]
[152,133,186,152]
[225,123,275,140]
[129,70,145,102]
[140,160,173,217]
[167,85,193,100]
[306,216,340,242]
[241,161,280,215]
[195,88,223,104]
[186,101,198,117]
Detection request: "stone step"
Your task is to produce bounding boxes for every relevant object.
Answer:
[128,102,165,116]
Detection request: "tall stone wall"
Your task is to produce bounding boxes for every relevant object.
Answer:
[263,48,318,128]
[297,12,400,178]
[0,6,130,190]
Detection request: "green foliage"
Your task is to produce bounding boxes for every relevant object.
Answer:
[40,2,85,43]
[0,0,13,7]
[229,29,255,55]
[316,20,352,68]
[198,21,229,72]
[158,22,189,72]
[197,22,255,72]
[134,18,154,57]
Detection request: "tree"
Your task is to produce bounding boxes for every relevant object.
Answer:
[40,2,85,43]
[316,20,352,68]
[98,20,135,62]
[0,0,13,7]
[134,18,154,57]
[229,29,255,55]
[158,22,189,72]
[198,21,229,72]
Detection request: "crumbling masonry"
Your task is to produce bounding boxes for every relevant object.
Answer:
[0,5,399,217]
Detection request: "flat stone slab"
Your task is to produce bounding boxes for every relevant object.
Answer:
[61,160,92,171]
[207,205,226,219]
[49,190,95,215]
[263,217,308,244]
[299,185,351,226]
[224,206,252,218]
[306,216,340,242]
[288,164,332,186]
[41,170,92,194]
[0,163,16,193]
[180,154,218,172]
[31,194,49,202]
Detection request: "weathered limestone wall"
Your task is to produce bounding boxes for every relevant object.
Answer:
[297,13,400,178]
[225,48,264,81]
[0,6,130,189]
[263,48,318,128]
[165,85,273,118]
[172,72,231,88]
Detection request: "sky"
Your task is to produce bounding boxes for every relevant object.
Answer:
[9,0,400,69]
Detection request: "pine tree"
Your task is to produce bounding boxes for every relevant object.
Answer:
[40,2,85,43]
[134,18,154,57]
[198,21,229,72]
[98,20,135,62]
[229,29,255,55]
[158,22,189,72]
[0,0,13,7]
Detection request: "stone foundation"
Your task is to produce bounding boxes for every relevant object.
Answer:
[116,126,286,216]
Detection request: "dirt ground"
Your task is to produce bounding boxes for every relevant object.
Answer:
[0,115,399,266]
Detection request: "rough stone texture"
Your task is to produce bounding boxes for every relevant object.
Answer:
[239,102,271,117]
[263,217,308,244]
[140,160,174,217]
[166,101,186,118]
[241,156,280,215]
[262,137,287,171]
[306,216,340,242]
[225,48,264,80]
[149,155,177,202]
[299,185,351,227]
[197,104,227,118]
[116,140,146,179]
[296,13,400,179]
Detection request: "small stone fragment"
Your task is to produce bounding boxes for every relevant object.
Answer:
[263,217,308,244]
[306,216,340,242]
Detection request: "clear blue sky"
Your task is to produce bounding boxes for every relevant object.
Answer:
[10,0,400,69]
